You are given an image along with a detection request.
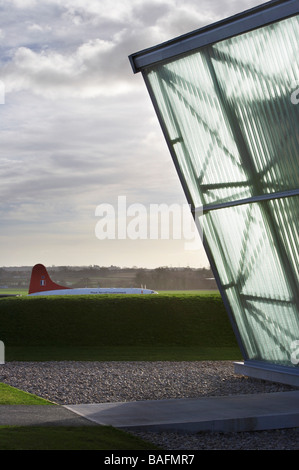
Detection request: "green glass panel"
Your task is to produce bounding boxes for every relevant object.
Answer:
[146,15,299,208]
[196,198,299,366]
[144,14,299,368]
[211,15,299,195]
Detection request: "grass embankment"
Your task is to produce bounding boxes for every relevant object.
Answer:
[0,292,241,361]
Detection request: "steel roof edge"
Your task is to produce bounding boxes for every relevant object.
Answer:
[129,0,299,73]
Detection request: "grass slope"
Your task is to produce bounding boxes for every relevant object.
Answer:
[0,383,53,405]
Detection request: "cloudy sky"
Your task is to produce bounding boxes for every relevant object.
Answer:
[0,0,264,269]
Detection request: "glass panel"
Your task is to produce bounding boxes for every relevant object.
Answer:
[146,15,299,208]
[196,198,299,366]
[211,15,299,195]
[270,197,299,273]
[144,16,299,367]
[147,56,251,209]
[143,14,299,369]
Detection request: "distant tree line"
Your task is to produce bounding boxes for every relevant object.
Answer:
[0,265,217,291]
[134,267,216,290]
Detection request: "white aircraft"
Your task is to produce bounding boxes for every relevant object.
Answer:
[28,264,158,296]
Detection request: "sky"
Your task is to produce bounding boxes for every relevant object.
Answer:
[0,0,265,269]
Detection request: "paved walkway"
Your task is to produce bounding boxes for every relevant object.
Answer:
[0,405,97,427]
[1,390,299,432]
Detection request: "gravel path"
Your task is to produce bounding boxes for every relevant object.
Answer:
[0,360,298,450]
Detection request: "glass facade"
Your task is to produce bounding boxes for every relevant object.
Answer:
[130,3,299,370]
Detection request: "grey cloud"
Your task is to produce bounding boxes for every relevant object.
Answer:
[1,0,264,99]
[0,0,265,267]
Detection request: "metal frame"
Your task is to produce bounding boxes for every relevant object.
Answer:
[202,189,299,213]
[129,0,299,377]
[129,0,299,74]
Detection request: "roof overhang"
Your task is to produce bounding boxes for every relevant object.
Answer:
[129,0,299,73]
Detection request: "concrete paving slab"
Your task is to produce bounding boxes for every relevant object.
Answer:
[0,405,98,426]
[64,391,299,433]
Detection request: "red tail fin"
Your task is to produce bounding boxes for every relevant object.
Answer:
[28,264,70,294]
